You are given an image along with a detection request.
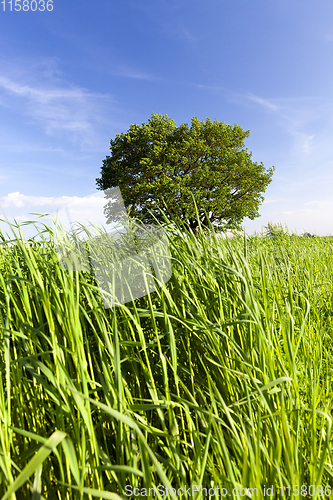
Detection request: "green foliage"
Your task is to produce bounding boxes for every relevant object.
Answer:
[1,219,333,497]
[264,221,290,240]
[96,113,275,232]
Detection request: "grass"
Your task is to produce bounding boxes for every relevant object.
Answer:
[0,217,333,498]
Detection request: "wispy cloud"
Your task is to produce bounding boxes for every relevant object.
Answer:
[135,2,198,43]
[0,76,109,102]
[0,66,116,147]
[325,32,333,41]
[288,131,315,155]
[246,93,279,111]
[239,91,333,161]
[303,200,333,209]
[114,66,157,81]
[281,209,313,215]
[195,84,225,92]
[180,27,196,43]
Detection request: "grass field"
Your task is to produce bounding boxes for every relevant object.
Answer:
[0,218,333,499]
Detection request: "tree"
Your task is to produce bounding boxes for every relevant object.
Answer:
[96,113,275,232]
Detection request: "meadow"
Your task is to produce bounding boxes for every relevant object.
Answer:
[0,217,333,499]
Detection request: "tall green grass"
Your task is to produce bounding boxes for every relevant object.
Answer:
[0,217,333,499]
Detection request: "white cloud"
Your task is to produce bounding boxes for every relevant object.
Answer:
[281,209,313,215]
[287,130,315,155]
[180,27,196,42]
[246,93,279,111]
[243,209,333,236]
[115,66,156,81]
[195,84,225,92]
[0,190,128,231]
[303,200,333,209]
[0,70,115,146]
[239,91,333,162]
[0,191,106,209]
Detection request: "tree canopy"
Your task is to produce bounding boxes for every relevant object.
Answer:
[96,113,275,232]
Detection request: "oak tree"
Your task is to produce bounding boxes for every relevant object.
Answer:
[96,114,274,232]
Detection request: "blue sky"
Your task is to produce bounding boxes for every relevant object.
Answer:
[1,0,333,238]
